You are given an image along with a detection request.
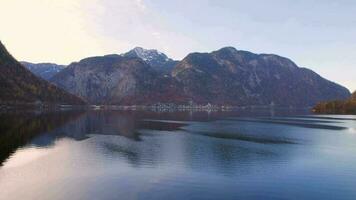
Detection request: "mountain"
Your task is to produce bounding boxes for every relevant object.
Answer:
[21,61,65,80]
[122,47,178,74]
[172,47,350,106]
[51,46,350,106]
[50,54,186,105]
[0,41,85,105]
[313,91,356,114]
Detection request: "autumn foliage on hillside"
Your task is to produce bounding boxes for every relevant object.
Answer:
[313,91,356,114]
[0,41,85,105]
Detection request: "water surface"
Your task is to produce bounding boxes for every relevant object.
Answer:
[1,109,356,200]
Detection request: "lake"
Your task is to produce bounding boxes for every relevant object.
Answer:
[0,109,356,200]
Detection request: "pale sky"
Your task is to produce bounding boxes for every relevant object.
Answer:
[0,0,355,91]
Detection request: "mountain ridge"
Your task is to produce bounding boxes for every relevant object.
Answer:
[50,54,188,105]
[50,46,350,106]
[172,46,350,106]
[21,61,65,80]
[0,41,85,105]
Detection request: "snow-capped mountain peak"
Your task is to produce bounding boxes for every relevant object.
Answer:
[122,47,178,74]
[125,47,170,62]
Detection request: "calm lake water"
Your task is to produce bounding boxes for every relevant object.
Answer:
[1,109,356,200]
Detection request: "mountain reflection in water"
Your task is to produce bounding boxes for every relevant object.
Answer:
[1,109,356,200]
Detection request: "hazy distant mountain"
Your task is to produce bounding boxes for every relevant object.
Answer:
[50,54,185,105]
[51,46,350,106]
[0,41,85,105]
[122,47,178,74]
[172,47,350,106]
[21,61,65,80]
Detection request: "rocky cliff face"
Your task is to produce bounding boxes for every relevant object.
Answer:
[51,55,186,105]
[51,46,350,106]
[122,47,178,74]
[0,41,85,105]
[21,61,65,80]
[172,47,350,106]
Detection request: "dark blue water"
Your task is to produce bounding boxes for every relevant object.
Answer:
[0,109,356,200]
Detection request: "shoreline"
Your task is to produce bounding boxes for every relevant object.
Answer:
[0,103,312,113]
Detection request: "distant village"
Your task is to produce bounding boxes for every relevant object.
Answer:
[83,100,281,112]
[88,101,260,112]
